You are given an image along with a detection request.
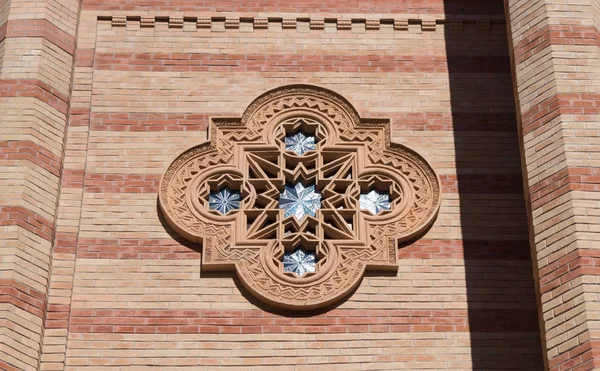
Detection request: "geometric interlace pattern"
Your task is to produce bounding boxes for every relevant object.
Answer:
[159,85,441,310]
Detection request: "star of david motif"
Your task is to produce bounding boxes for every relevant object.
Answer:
[159,85,441,310]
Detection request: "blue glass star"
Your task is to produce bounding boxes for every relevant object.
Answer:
[279,183,321,220]
[359,190,391,215]
[283,248,316,277]
[284,132,316,156]
[208,188,241,215]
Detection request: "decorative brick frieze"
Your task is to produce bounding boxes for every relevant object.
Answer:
[476,20,491,32]
[225,17,239,29]
[140,16,155,27]
[168,16,183,28]
[336,19,351,30]
[309,18,324,30]
[253,17,268,29]
[394,19,408,30]
[197,17,211,28]
[111,15,126,27]
[365,19,380,30]
[421,20,436,31]
[282,18,296,29]
[103,15,501,34]
[449,20,463,32]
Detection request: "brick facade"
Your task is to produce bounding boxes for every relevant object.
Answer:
[505,0,600,369]
[2,0,588,369]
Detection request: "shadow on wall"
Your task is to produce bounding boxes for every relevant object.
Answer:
[443,1,544,369]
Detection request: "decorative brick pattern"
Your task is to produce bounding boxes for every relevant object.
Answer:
[21,6,544,369]
[197,17,211,29]
[282,18,296,29]
[102,15,503,34]
[309,18,324,30]
[365,19,380,30]
[111,15,126,27]
[449,20,463,32]
[0,0,550,370]
[168,16,183,28]
[0,0,81,368]
[225,17,239,29]
[394,19,408,30]
[506,0,600,369]
[140,16,154,27]
[254,17,268,29]
[422,20,437,32]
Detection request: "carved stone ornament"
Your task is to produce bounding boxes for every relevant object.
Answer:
[159,85,441,310]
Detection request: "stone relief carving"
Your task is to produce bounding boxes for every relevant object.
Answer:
[159,85,441,310]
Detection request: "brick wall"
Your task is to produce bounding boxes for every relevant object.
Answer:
[3,0,546,370]
[0,0,80,369]
[506,0,600,370]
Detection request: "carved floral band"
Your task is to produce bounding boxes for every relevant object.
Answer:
[159,85,441,310]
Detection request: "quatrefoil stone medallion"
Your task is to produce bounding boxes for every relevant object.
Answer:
[159,85,441,310]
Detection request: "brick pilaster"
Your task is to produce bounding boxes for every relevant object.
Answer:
[505,0,600,369]
[0,0,81,369]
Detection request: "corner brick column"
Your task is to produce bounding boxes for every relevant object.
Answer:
[505,0,600,370]
[0,0,80,369]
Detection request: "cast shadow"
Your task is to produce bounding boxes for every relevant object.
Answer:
[443,2,544,369]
